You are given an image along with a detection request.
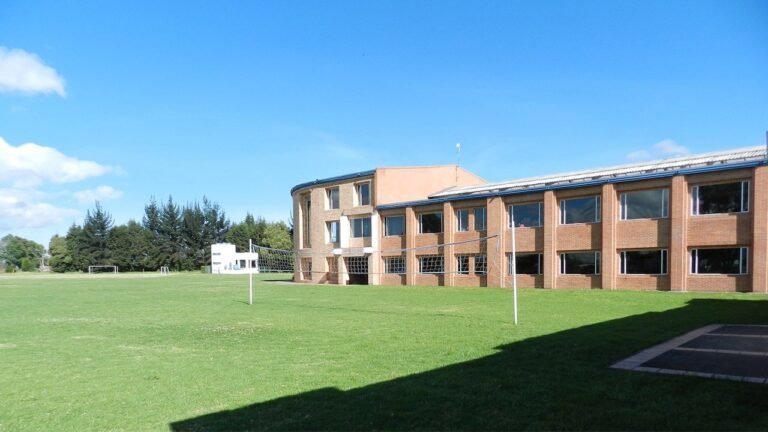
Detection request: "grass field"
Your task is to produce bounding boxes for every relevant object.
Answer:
[2,273,768,431]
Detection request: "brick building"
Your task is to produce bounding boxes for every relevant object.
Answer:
[291,146,768,292]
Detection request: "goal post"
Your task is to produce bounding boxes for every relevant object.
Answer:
[88,265,118,274]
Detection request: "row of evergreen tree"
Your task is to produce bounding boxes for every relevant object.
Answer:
[40,196,292,273]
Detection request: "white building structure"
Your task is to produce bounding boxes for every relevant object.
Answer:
[211,243,259,274]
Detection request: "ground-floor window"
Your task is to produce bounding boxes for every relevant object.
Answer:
[419,255,444,274]
[474,255,487,275]
[620,250,667,275]
[691,247,748,274]
[384,256,405,274]
[456,255,469,274]
[509,253,543,275]
[560,251,600,275]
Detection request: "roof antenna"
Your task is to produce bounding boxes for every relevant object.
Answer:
[455,142,461,183]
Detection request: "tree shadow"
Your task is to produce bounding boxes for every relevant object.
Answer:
[170,298,768,431]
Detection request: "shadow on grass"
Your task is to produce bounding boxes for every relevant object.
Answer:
[170,299,768,431]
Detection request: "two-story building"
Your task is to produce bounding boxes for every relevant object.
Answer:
[291,146,768,292]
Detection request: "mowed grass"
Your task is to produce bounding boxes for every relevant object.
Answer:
[1,274,768,431]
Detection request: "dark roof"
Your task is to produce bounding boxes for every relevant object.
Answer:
[290,170,375,195]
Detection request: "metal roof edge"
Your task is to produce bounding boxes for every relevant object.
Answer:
[290,170,376,195]
[376,160,766,210]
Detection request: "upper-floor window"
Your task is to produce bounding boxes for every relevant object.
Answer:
[326,187,340,210]
[474,208,486,231]
[620,189,668,220]
[326,221,339,244]
[691,247,748,275]
[692,181,749,215]
[419,212,443,234]
[384,215,405,236]
[509,253,543,275]
[351,217,371,238]
[456,209,469,232]
[560,196,601,224]
[356,182,371,206]
[620,250,667,275]
[509,202,543,228]
[560,251,601,275]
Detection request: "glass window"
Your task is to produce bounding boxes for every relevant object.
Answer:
[326,187,340,209]
[384,215,405,236]
[474,208,486,231]
[456,209,469,232]
[327,221,339,243]
[620,189,668,220]
[692,181,749,215]
[560,196,601,224]
[509,202,543,228]
[620,250,667,274]
[560,252,601,275]
[691,248,748,274]
[356,182,371,206]
[351,217,371,238]
[419,212,443,234]
[509,253,542,275]
[418,255,444,274]
[456,255,469,274]
[474,255,487,275]
[384,256,405,274]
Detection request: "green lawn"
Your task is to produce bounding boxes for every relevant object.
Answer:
[1,273,768,431]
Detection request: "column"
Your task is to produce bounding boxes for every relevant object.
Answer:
[543,190,558,289]
[601,183,617,290]
[669,175,688,292]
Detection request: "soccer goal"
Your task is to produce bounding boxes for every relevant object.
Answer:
[88,265,118,274]
[159,266,170,275]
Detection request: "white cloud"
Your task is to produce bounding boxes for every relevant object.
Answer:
[0,47,66,96]
[0,189,78,229]
[74,186,123,204]
[626,139,691,161]
[0,137,110,187]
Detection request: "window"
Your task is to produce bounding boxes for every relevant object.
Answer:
[560,196,601,224]
[509,253,542,275]
[384,215,405,236]
[327,221,340,243]
[456,209,469,232]
[474,208,486,231]
[456,255,469,274]
[620,250,667,275]
[692,181,749,215]
[474,255,487,275]
[418,255,444,274]
[384,256,405,274]
[419,212,443,233]
[351,217,371,238]
[620,189,668,220]
[691,248,748,274]
[509,202,543,228]
[560,252,601,275]
[326,187,340,209]
[356,182,371,206]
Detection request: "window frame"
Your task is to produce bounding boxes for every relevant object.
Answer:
[419,211,443,234]
[326,187,340,210]
[690,247,748,275]
[508,253,543,275]
[418,255,444,274]
[559,251,601,275]
[355,182,371,206]
[326,220,340,244]
[691,181,749,215]
[456,255,469,275]
[351,217,371,238]
[474,255,487,275]
[474,207,487,231]
[384,256,405,274]
[619,189,669,220]
[619,249,668,275]
[456,209,470,232]
[560,196,601,225]
[384,215,405,237]
[509,202,543,228]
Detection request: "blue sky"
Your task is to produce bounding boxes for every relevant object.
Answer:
[1,0,767,247]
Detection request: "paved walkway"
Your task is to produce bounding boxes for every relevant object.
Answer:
[611,324,768,384]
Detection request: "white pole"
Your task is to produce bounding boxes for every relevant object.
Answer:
[511,215,518,325]
[249,239,253,305]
